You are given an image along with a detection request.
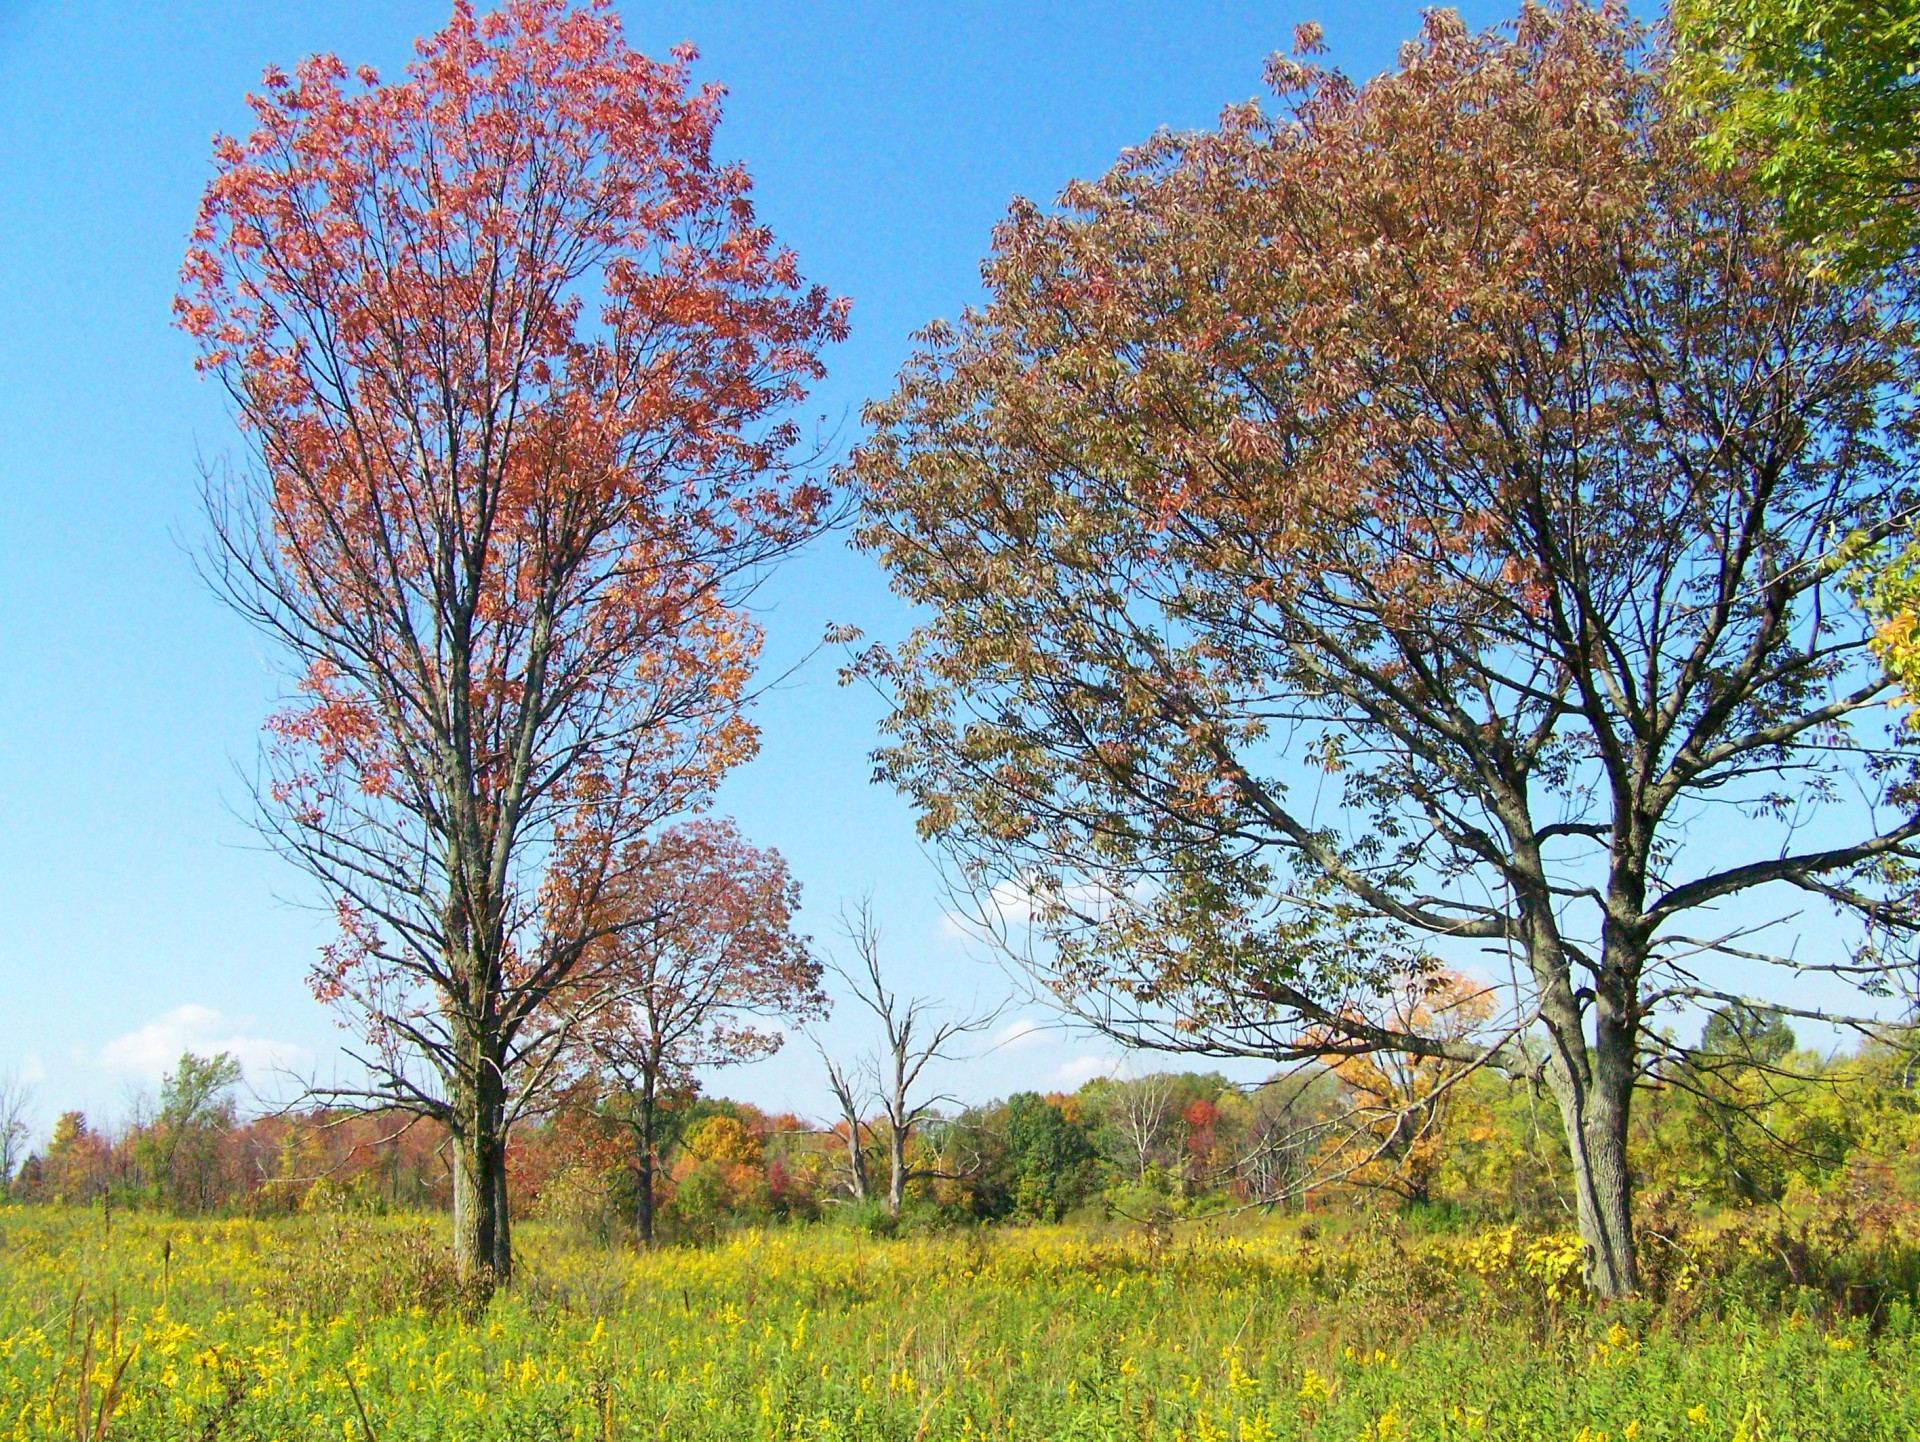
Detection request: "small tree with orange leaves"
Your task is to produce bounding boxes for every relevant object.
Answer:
[178,0,845,1284]
[1316,974,1497,1206]
[562,818,824,1244]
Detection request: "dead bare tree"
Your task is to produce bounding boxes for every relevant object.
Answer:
[830,900,1000,1216]
[0,1070,34,1193]
[817,1044,871,1204]
[1108,1073,1177,1184]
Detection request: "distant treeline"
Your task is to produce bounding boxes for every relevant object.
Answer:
[11,1008,1919,1243]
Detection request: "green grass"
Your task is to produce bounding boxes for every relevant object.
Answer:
[0,1206,1911,1439]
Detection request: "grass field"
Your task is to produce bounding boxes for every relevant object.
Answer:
[0,1207,1913,1440]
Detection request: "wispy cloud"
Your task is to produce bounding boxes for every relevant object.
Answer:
[1053,1054,1126,1088]
[941,875,1145,944]
[99,1005,302,1084]
[988,1016,1054,1052]
[940,879,1042,941]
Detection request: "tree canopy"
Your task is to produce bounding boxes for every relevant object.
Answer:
[851,1,1920,1295]
[178,0,844,1284]
[1670,0,1920,271]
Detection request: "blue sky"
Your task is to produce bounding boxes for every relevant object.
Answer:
[0,0,1519,1136]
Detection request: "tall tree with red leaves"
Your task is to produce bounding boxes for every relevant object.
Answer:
[178,0,846,1284]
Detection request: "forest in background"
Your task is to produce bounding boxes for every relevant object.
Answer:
[11,998,1917,1271]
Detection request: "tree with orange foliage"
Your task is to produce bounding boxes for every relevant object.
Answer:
[177,0,846,1284]
[1317,974,1497,1205]
[562,819,824,1244]
[31,1113,108,1205]
[666,1112,773,1235]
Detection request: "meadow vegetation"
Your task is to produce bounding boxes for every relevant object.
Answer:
[4,1204,1918,1441]
[5,1019,1920,1437]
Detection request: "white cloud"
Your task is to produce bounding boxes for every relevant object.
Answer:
[940,878,1044,941]
[941,874,1149,944]
[1053,1054,1127,1088]
[98,1005,302,1085]
[989,1016,1053,1052]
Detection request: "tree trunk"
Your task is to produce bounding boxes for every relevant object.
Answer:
[823,1057,869,1203]
[636,1085,656,1247]
[489,1138,512,1279]
[1539,978,1637,1298]
[450,1022,511,1289]
[887,1121,907,1216]
[451,1126,502,1286]
[636,1147,655,1244]
[844,1123,868,1203]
